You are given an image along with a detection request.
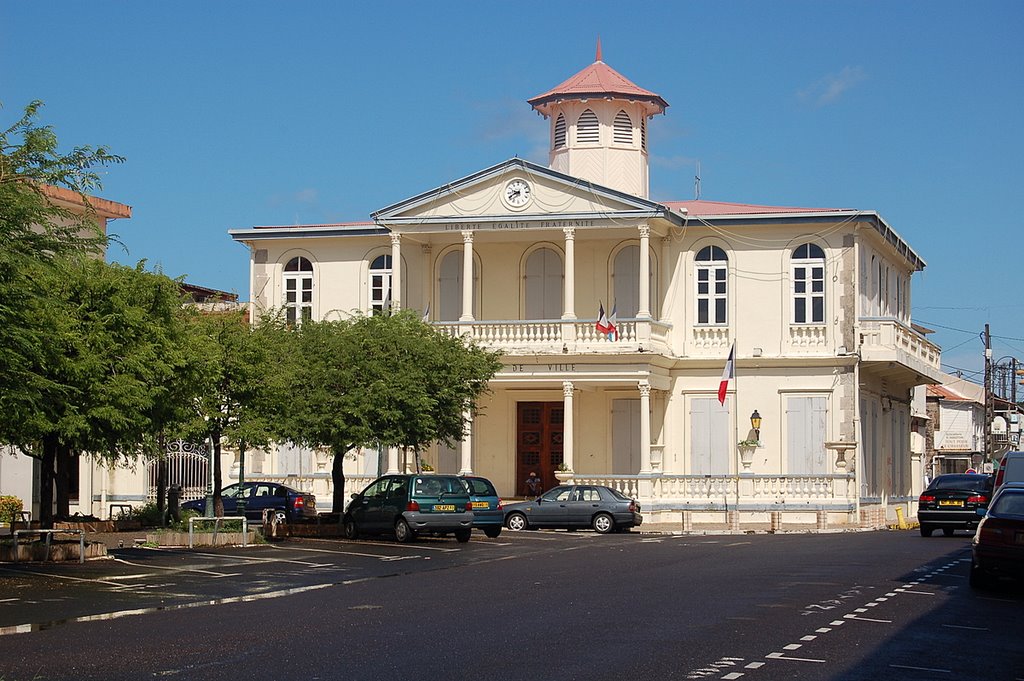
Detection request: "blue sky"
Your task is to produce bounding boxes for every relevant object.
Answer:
[3,2,1022,383]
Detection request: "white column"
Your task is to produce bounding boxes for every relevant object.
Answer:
[562,381,575,472]
[421,243,432,319]
[639,380,652,473]
[390,233,402,311]
[637,224,651,318]
[459,410,473,475]
[386,446,400,474]
[460,231,475,322]
[562,228,577,320]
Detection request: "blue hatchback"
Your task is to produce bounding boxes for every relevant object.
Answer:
[461,475,503,538]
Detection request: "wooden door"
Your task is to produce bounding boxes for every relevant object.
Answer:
[517,402,564,496]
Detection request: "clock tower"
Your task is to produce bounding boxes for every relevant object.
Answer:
[528,41,668,199]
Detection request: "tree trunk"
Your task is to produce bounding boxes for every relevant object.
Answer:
[55,443,72,519]
[155,433,167,526]
[212,431,224,517]
[331,447,347,514]
[39,435,57,529]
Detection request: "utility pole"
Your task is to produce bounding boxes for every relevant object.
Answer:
[984,324,992,464]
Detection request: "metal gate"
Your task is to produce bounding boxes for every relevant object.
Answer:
[146,439,209,502]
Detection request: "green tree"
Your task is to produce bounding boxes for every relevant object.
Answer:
[186,309,287,517]
[18,258,188,525]
[285,311,501,512]
[0,100,124,451]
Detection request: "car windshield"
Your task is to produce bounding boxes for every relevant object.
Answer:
[463,477,496,496]
[221,484,243,499]
[991,491,1024,517]
[929,475,991,491]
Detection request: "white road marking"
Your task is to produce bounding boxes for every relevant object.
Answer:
[721,674,743,679]
[942,624,988,631]
[724,542,751,547]
[765,653,825,663]
[844,615,892,623]
[744,662,764,669]
[899,589,935,595]
[890,664,950,674]
[800,635,817,641]
[829,620,845,626]
[815,628,831,633]
[783,644,802,650]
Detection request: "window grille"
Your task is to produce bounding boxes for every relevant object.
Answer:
[553,113,566,149]
[695,245,728,325]
[613,110,632,145]
[576,109,599,144]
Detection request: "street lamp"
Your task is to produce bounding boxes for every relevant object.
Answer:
[750,410,762,443]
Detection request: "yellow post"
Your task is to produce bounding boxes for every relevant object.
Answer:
[895,506,908,529]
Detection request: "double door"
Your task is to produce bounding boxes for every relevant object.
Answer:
[516,402,564,496]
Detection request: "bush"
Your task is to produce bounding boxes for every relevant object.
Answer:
[0,495,23,524]
[133,502,165,527]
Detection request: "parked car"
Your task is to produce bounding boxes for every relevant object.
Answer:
[461,475,503,538]
[993,451,1024,492]
[181,481,317,524]
[503,484,642,534]
[969,482,1024,588]
[343,474,474,543]
[917,474,992,537]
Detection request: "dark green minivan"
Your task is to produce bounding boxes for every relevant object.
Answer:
[343,474,474,543]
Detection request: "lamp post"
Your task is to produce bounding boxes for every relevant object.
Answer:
[204,434,215,518]
[750,410,762,444]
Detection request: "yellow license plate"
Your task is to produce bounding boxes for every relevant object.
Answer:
[471,501,489,509]
[433,504,455,512]
[939,500,963,507]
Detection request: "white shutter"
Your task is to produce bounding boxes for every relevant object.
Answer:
[612,399,640,474]
[692,398,730,475]
[439,251,462,321]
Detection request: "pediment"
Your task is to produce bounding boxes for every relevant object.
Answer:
[371,158,679,231]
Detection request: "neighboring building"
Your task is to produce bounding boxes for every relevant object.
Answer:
[229,47,945,527]
[924,376,985,478]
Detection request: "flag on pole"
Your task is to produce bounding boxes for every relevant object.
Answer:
[421,302,430,322]
[596,301,614,335]
[607,301,618,341]
[718,342,735,405]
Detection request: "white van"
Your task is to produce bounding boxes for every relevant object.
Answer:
[993,451,1024,490]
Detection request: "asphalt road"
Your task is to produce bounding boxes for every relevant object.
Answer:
[0,528,1021,681]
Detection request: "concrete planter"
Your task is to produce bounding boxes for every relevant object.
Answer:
[147,530,259,547]
[0,540,107,562]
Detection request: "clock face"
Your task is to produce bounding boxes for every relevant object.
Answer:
[504,179,531,208]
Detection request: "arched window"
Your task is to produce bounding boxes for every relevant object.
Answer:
[792,243,825,324]
[524,248,563,319]
[613,110,632,145]
[613,245,655,318]
[438,250,478,321]
[369,254,392,313]
[695,246,727,325]
[576,109,599,145]
[283,256,313,325]
[553,113,567,149]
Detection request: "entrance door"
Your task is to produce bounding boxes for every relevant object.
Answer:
[517,402,564,496]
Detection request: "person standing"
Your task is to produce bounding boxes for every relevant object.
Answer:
[524,472,543,498]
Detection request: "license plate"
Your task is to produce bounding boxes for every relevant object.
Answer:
[471,501,489,509]
[433,504,456,512]
[939,500,963,507]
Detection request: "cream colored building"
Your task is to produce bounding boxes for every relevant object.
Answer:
[229,50,945,527]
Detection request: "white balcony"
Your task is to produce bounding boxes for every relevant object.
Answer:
[858,318,944,383]
[433,319,673,355]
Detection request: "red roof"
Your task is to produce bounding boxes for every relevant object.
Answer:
[661,200,853,217]
[529,42,667,117]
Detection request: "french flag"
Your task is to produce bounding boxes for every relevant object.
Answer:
[596,301,614,335]
[718,342,735,405]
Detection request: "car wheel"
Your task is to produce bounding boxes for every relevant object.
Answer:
[394,518,415,543]
[919,524,934,537]
[271,509,288,525]
[506,512,528,531]
[592,513,614,534]
[483,527,502,539]
[969,561,989,589]
[455,529,472,543]
[942,528,955,537]
[343,516,359,540]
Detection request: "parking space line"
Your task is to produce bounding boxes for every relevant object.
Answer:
[890,664,950,674]
[765,653,825,663]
